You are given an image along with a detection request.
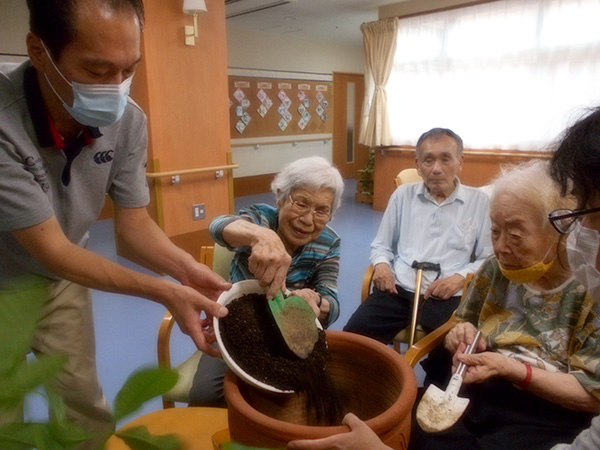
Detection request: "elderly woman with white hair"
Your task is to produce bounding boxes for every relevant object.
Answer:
[288,161,600,450]
[188,155,344,406]
[408,160,600,450]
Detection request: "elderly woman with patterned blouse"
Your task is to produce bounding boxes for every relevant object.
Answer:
[408,160,600,450]
[188,155,344,407]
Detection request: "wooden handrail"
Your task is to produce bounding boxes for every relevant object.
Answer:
[378,146,552,159]
[230,133,332,148]
[146,163,239,179]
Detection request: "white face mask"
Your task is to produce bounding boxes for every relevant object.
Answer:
[567,221,600,300]
[41,41,133,127]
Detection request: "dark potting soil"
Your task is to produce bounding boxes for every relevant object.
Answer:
[220,293,343,426]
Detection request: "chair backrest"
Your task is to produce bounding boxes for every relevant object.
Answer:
[200,244,234,280]
[394,168,423,188]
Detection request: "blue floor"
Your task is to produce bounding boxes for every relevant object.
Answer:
[26,178,389,426]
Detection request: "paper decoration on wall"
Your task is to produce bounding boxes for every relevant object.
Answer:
[241,112,252,125]
[298,111,311,130]
[316,93,328,123]
[278,118,288,131]
[298,104,306,116]
[316,104,324,117]
[233,88,245,103]
[257,104,268,118]
[278,90,292,109]
[233,88,249,134]
[236,121,246,133]
[256,89,272,118]
[298,90,306,102]
[302,98,310,109]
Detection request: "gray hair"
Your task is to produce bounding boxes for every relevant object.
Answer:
[491,160,576,230]
[416,128,464,159]
[271,156,345,214]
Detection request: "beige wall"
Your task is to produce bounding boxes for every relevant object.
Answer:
[379,0,500,19]
[226,27,364,179]
[0,1,28,55]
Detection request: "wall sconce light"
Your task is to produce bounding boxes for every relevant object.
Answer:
[183,0,207,46]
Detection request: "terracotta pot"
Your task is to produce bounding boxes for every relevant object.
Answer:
[224,330,418,450]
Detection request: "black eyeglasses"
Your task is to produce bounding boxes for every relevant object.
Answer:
[548,207,600,234]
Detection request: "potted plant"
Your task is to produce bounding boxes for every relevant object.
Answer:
[356,149,375,204]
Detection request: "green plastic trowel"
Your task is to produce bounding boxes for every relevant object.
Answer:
[268,290,319,359]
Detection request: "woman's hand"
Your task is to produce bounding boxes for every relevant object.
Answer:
[454,351,511,384]
[247,227,292,299]
[444,322,486,355]
[290,288,321,317]
[287,413,392,450]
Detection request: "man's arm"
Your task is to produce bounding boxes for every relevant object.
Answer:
[12,213,229,356]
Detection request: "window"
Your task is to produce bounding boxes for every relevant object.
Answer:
[387,0,600,150]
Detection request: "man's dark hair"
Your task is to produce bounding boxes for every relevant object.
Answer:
[416,128,464,159]
[550,107,600,208]
[27,0,145,60]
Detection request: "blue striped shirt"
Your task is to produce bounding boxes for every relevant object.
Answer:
[370,180,492,295]
[209,204,341,326]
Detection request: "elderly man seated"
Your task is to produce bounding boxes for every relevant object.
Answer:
[344,127,492,344]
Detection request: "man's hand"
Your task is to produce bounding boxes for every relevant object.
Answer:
[173,260,232,356]
[287,413,392,450]
[424,273,464,300]
[372,263,398,294]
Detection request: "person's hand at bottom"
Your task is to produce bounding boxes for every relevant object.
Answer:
[287,413,393,450]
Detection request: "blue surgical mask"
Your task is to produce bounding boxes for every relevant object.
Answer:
[567,222,600,301]
[41,41,133,127]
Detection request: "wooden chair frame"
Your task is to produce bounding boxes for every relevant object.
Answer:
[157,245,214,409]
[361,268,473,355]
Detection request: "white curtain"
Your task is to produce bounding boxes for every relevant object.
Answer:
[387,0,600,150]
[359,17,400,147]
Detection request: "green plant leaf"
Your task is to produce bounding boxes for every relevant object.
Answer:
[0,278,47,376]
[13,354,68,395]
[113,367,178,422]
[0,420,91,450]
[114,426,182,450]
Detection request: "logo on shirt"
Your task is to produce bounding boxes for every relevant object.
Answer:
[93,150,114,164]
[24,156,50,192]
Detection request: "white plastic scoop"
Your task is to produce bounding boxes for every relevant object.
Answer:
[416,330,482,433]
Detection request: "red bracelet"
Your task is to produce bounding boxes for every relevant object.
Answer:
[515,361,532,390]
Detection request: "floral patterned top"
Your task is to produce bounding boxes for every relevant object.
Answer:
[456,256,600,398]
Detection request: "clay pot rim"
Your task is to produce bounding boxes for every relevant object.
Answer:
[225,330,417,437]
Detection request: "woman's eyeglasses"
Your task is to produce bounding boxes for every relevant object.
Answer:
[288,196,331,223]
[548,207,600,234]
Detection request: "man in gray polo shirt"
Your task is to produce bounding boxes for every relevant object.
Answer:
[0,0,230,447]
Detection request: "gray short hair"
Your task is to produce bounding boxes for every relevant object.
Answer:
[416,128,464,159]
[271,156,344,214]
[491,161,576,230]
